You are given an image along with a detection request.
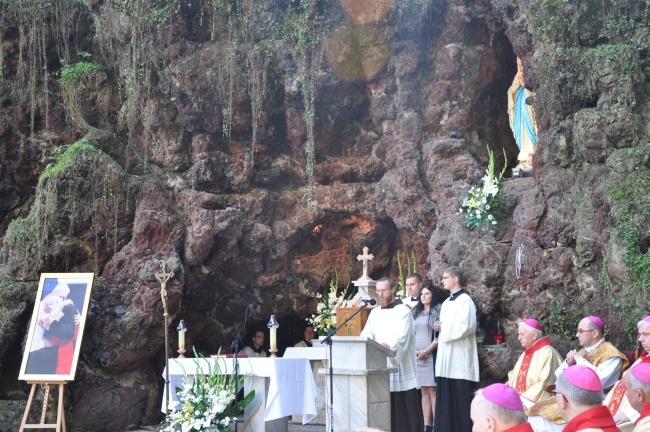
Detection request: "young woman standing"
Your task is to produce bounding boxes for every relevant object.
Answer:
[412,283,442,432]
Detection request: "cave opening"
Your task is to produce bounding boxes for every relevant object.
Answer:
[466,29,525,173]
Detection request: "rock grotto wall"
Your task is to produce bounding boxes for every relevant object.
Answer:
[0,0,648,429]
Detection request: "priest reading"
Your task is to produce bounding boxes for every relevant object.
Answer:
[360,276,422,432]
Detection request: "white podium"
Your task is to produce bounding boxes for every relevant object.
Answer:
[319,336,397,432]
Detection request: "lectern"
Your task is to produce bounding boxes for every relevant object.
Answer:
[335,308,371,336]
[319,336,397,431]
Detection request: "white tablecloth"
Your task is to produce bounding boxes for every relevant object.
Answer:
[162,357,317,423]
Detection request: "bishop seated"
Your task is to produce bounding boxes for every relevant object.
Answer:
[528,315,628,431]
[604,315,650,431]
[507,318,563,409]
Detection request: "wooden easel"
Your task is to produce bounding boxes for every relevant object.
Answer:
[20,381,67,432]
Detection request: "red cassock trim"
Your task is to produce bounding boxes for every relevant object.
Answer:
[516,337,552,393]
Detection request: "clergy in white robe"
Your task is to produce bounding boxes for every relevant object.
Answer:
[554,317,628,392]
[434,267,479,432]
[528,316,628,431]
[507,319,563,409]
[604,317,650,432]
[241,330,268,358]
[623,362,650,432]
[361,277,422,432]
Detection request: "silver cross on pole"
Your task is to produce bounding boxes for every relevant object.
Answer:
[156,262,174,415]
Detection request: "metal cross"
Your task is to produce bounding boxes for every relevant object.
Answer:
[155,262,174,311]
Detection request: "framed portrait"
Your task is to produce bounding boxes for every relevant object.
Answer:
[19,273,95,382]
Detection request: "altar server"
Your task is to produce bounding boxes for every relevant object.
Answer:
[433,266,479,432]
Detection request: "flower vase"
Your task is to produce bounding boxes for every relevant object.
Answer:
[479,221,495,240]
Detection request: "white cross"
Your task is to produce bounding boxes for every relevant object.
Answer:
[357,247,374,280]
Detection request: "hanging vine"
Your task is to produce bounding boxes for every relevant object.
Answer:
[281,0,328,197]
[3,0,89,137]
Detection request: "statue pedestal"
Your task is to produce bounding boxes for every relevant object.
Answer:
[349,278,377,307]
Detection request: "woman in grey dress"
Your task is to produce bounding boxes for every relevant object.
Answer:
[412,283,442,432]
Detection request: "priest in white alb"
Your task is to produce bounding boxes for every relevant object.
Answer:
[361,276,422,432]
[507,318,563,410]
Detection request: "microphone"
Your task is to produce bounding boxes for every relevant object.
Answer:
[248,302,258,310]
[361,298,377,306]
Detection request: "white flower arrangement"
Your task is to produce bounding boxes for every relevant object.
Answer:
[459,147,507,230]
[308,270,353,335]
[163,350,255,432]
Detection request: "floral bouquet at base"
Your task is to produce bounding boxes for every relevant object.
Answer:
[308,270,353,336]
[459,147,507,229]
[163,350,255,432]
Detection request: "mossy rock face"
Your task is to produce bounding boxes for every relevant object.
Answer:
[0,400,28,432]
[0,280,36,372]
[573,106,639,164]
[1,140,139,281]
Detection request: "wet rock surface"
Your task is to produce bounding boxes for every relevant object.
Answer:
[0,0,648,429]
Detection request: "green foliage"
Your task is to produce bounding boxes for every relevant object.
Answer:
[59,59,103,89]
[38,136,100,185]
[7,217,36,249]
[396,250,418,299]
[117,0,173,29]
[272,0,331,190]
[280,0,328,54]
[532,0,648,121]
[546,293,584,340]
[607,166,650,292]
[0,275,12,290]
[600,153,650,346]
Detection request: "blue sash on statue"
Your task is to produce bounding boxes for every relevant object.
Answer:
[514,86,539,149]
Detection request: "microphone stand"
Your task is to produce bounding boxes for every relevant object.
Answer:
[232,304,254,432]
[321,302,372,432]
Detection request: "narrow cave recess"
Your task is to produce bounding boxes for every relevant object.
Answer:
[467,29,526,174]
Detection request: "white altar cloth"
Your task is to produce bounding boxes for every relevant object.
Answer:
[162,357,317,424]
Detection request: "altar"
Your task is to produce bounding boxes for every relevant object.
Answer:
[162,357,317,432]
[283,346,328,424]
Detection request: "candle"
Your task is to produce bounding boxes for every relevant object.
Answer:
[267,314,279,354]
[270,328,277,351]
[176,319,187,352]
